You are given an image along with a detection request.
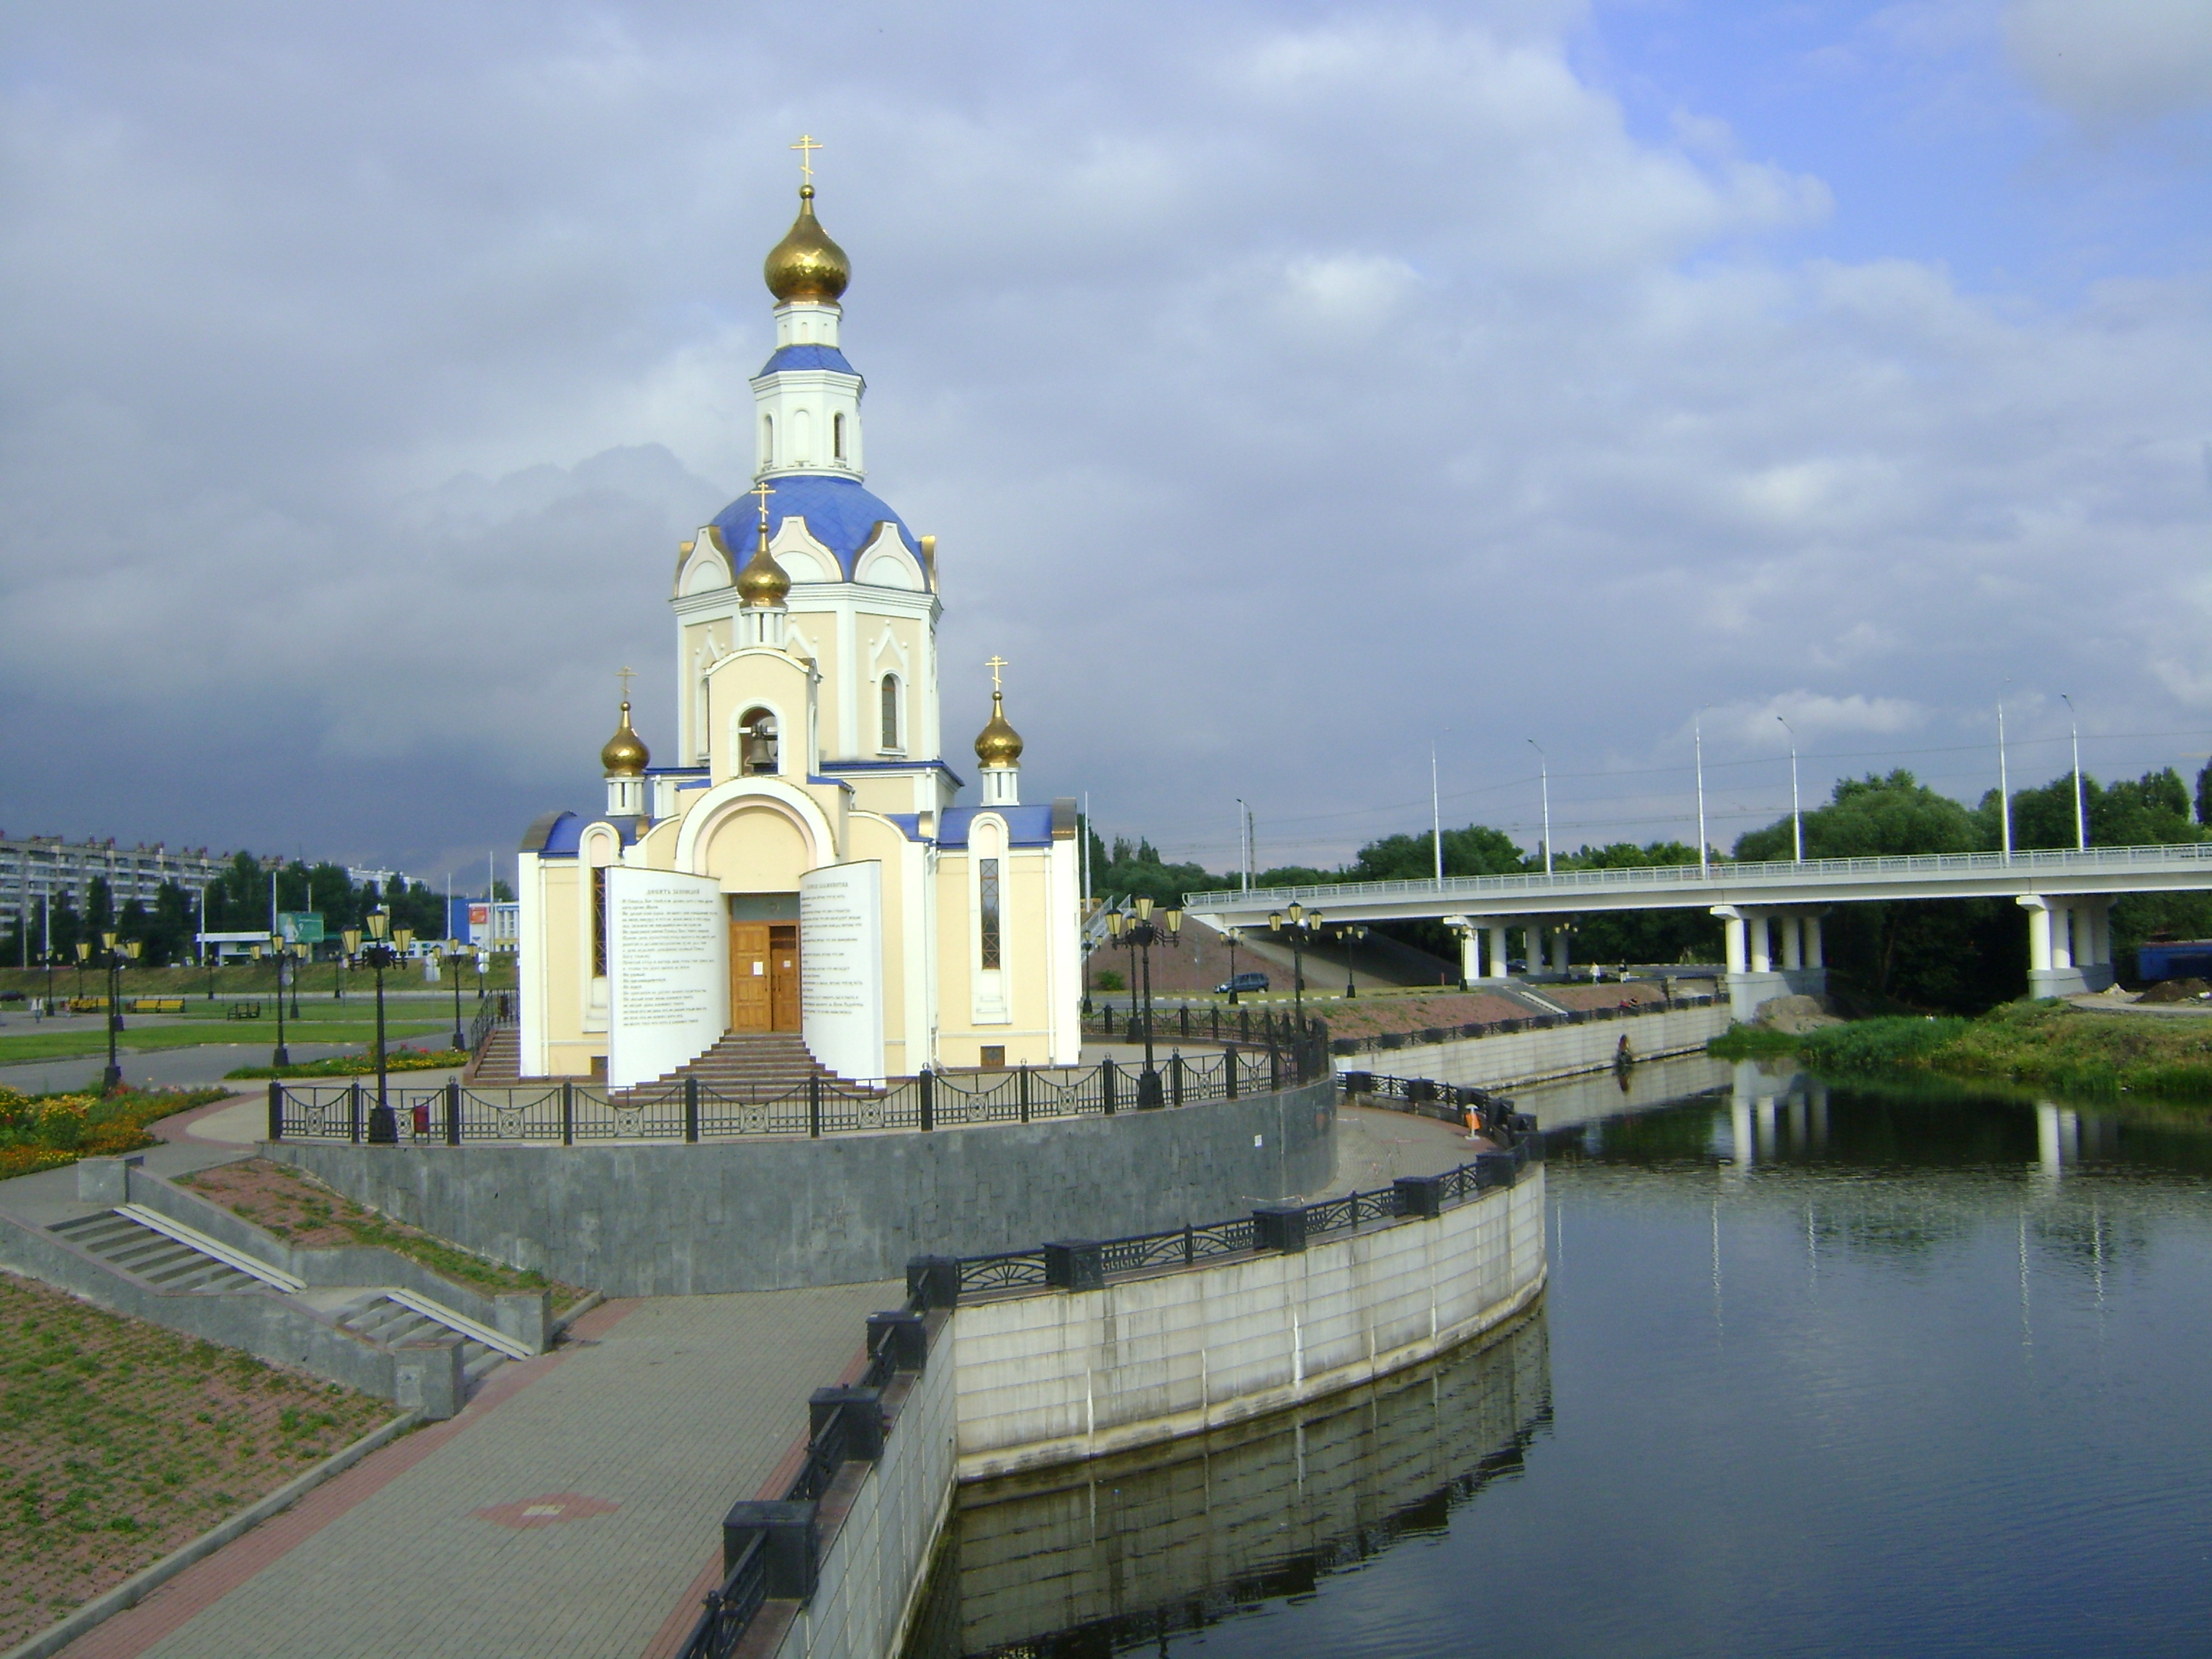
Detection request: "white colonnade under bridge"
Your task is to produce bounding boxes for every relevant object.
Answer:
[1183,842,2212,1019]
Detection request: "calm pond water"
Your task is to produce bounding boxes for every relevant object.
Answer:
[907,1064,2212,1659]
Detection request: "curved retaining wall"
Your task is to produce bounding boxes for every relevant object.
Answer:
[946,1168,1546,1482]
[267,1079,1336,1296]
[1350,1002,1731,1092]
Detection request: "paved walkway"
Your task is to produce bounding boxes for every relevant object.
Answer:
[63,1280,898,1659]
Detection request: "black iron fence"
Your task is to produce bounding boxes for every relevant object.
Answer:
[1329,991,1717,1057]
[466,997,513,1058]
[679,1301,935,1659]
[265,1027,1331,1146]
[670,1061,1532,1659]
[914,1105,1543,1307]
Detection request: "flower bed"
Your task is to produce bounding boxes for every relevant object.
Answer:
[224,1045,467,1080]
[0,1087,228,1182]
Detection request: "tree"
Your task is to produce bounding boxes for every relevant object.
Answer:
[1552,841,1719,965]
[1349,824,1527,882]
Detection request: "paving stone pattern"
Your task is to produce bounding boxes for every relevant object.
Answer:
[94,1280,899,1659]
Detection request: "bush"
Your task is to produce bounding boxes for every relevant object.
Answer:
[0,1085,226,1179]
[1094,970,1126,992]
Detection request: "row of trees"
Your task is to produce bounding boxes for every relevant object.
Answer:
[1086,758,2212,1014]
[1,853,511,970]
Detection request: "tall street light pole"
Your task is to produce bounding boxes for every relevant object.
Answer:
[1269,902,1322,1026]
[265,938,291,1069]
[445,944,470,1052]
[1777,715,1802,863]
[1527,738,1552,874]
[1108,898,1181,1110]
[1997,701,2013,860]
[1430,745,1444,886]
[2061,693,2086,850]
[1694,709,1711,876]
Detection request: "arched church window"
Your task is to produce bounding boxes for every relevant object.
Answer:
[880,675,899,750]
[761,415,774,467]
[833,412,846,462]
[740,708,779,775]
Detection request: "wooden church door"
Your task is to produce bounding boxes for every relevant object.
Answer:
[730,922,772,1032]
[769,924,800,1031]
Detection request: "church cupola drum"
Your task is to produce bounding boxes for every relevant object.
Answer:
[515,143,1082,1090]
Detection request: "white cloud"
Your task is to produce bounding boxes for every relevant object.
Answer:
[2003,0,2212,126]
[0,1,2205,873]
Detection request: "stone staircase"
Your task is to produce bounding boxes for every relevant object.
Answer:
[467,1025,521,1084]
[332,1291,511,1385]
[45,1204,529,1393]
[618,1031,869,1101]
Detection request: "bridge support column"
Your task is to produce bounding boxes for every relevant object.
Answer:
[1804,915,1824,968]
[1525,921,1545,978]
[1551,927,1570,977]
[1489,923,1509,982]
[2020,894,2092,999]
[1749,912,1772,974]
[1780,914,1803,971]
[1455,922,1483,986]
[1720,911,1746,975]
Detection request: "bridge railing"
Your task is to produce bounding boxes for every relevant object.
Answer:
[1184,840,2212,912]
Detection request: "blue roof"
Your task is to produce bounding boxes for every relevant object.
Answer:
[711,474,924,583]
[887,806,1056,848]
[757,343,858,377]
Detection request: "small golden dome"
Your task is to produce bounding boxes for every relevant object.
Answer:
[974,691,1023,768]
[736,519,791,608]
[763,186,850,304]
[601,701,649,777]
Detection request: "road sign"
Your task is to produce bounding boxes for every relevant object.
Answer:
[277,911,325,945]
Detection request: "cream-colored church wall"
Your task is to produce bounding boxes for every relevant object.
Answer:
[705,649,811,784]
[785,608,842,758]
[929,842,1057,1069]
[844,812,917,1070]
[679,616,733,765]
[701,802,817,894]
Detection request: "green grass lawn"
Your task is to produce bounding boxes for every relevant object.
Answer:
[0,1021,446,1066]
[0,1272,392,1648]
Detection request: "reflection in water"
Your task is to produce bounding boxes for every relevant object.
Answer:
[917,1071,2212,1659]
[905,1316,1550,1659]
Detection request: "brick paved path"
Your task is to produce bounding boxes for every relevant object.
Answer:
[67,1281,900,1659]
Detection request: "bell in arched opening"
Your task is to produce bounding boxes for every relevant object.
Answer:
[741,708,780,775]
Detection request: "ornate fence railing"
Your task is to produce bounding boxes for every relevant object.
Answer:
[466,997,514,1057]
[264,1024,1333,1146]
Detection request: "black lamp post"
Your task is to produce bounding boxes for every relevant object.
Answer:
[359,910,413,1143]
[42,947,56,1017]
[444,944,470,1052]
[1267,902,1324,1025]
[100,932,138,1092]
[75,940,89,1004]
[262,938,292,1068]
[1336,924,1367,998]
[340,926,361,1004]
[1221,926,1244,1004]
[290,941,304,1019]
[1107,896,1182,1110]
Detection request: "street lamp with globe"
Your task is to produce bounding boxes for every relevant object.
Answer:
[1267,903,1324,1025]
[1107,896,1182,1110]
[360,910,414,1143]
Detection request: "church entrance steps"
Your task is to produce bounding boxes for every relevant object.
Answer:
[467,1024,521,1084]
[616,1029,876,1103]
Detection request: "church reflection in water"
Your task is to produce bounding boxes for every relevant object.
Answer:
[903,1314,1551,1659]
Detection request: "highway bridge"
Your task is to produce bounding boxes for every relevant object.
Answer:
[1184,842,2212,1015]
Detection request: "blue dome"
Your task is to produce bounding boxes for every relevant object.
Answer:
[711,474,924,583]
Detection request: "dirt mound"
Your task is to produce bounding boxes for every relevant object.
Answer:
[1754,993,1845,1034]
[2139,977,2212,1004]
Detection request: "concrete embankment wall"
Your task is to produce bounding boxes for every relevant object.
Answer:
[947,1170,1546,1482]
[270,1079,1337,1297]
[944,1310,1550,1655]
[777,1331,958,1659]
[1349,1002,1731,1092]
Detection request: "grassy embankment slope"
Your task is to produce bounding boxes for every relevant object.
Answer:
[1713,1001,2212,1100]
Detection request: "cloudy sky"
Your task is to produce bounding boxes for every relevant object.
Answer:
[4,0,2209,888]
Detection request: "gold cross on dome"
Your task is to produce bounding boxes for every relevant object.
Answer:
[750,478,775,526]
[616,666,635,702]
[986,655,1008,693]
[791,134,822,186]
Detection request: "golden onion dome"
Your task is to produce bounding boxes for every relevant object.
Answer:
[974,691,1024,768]
[763,185,850,304]
[736,520,791,608]
[601,701,649,777]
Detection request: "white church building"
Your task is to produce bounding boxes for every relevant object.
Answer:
[515,176,1082,1087]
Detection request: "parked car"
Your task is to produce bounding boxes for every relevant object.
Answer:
[1215,970,1269,996]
